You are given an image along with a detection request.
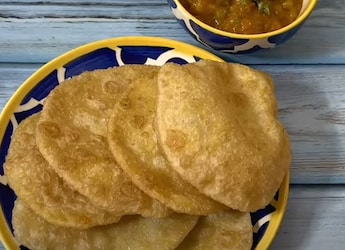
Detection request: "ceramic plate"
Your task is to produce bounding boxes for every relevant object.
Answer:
[0,36,289,250]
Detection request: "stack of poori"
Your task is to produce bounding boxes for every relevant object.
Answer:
[4,60,291,250]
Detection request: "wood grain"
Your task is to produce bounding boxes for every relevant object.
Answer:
[0,63,40,110]
[272,185,345,249]
[257,65,345,184]
[0,0,344,64]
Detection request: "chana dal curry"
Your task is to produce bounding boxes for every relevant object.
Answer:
[180,0,303,34]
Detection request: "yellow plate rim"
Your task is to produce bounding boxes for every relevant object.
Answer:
[0,36,222,250]
[0,36,289,250]
[256,171,290,249]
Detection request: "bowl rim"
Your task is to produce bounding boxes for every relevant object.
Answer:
[172,0,318,39]
[0,36,289,250]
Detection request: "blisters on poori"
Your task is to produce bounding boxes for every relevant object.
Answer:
[36,65,171,217]
[4,114,122,229]
[176,210,253,250]
[4,60,290,250]
[156,60,291,212]
[107,71,227,215]
[12,200,198,250]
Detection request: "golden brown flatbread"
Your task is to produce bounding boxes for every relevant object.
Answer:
[107,71,226,215]
[12,200,198,250]
[156,60,291,212]
[4,114,121,229]
[177,210,253,250]
[36,65,170,217]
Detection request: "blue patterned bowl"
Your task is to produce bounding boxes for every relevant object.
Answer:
[168,0,318,54]
[0,37,289,250]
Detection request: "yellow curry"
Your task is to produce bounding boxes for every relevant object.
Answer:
[180,0,303,34]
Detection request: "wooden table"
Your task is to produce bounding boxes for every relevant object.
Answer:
[1,0,345,249]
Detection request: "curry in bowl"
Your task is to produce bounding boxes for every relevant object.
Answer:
[180,0,303,34]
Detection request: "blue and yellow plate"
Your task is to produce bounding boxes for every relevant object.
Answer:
[0,36,289,250]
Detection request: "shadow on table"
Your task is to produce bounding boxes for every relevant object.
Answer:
[270,185,313,250]
[269,70,342,249]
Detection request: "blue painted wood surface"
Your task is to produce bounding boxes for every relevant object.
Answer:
[1,0,345,249]
[0,0,344,64]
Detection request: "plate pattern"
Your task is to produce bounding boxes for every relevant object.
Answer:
[0,44,279,250]
[168,0,305,54]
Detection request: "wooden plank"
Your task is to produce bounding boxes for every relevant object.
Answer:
[272,185,345,249]
[1,0,158,4]
[0,3,169,19]
[0,0,344,64]
[1,63,345,184]
[0,19,185,63]
[0,63,41,111]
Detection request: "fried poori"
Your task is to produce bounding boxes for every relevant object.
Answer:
[4,114,121,229]
[107,72,226,215]
[12,200,198,250]
[156,60,291,212]
[36,66,170,217]
[176,211,252,250]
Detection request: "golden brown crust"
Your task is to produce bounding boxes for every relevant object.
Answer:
[176,210,252,250]
[107,72,227,215]
[4,114,121,229]
[36,65,170,217]
[156,60,291,212]
[13,200,198,250]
